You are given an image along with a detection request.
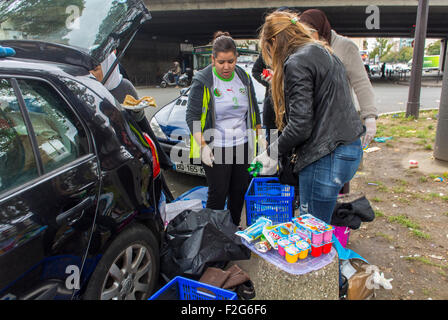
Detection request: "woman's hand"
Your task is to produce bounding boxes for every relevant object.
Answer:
[252,150,277,175]
[362,117,377,147]
[201,144,215,167]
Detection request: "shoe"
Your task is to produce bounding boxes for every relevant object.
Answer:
[236,280,256,300]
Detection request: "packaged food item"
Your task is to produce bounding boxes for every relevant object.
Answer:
[235,217,272,243]
[409,160,419,168]
[284,244,300,263]
[277,239,291,257]
[311,243,323,258]
[289,230,311,244]
[323,225,334,243]
[294,240,311,260]
[293,214,334,246]
[254,238,272,253]
[322,241,333,254]
[262,222,295,250]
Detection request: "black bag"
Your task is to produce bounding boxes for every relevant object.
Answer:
[160,208,251,280]
[278,149,299,187]
[331,192,375,229]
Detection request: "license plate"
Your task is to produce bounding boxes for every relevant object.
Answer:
[175,163,205,176]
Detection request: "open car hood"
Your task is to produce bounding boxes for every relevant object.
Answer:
[0,0,150,69]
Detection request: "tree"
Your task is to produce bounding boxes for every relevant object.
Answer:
[369,38,393,60]
[426,40,441,56]
[0,0,85,44]
[381,46,413,63]
[397,47,413,62]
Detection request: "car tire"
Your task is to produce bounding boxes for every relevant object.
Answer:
[83,223,159,300]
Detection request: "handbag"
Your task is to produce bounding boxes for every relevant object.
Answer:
[278,148,299,187]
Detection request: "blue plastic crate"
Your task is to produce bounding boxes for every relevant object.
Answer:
[245,177,295,225]
[148,276,237,300]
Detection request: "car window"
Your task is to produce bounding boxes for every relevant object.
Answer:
[16,79,89,174]
[0,79,39,193]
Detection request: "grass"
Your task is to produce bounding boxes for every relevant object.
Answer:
[443,212,448,217]
[392,186,407,193]
[411,229,431,239]
[394,179,408,186]
[377,111,437,143]
[371,196,383,203]
[405,256,448,270]
[387,214,431,240]
[368,181,389,192]
[376,232,394,242]
[397,197,411,204]
[424,144,433,151]
[374,210,385,218]
[387,215,420,229]
[418,176,429,183]
[411,192,448,202]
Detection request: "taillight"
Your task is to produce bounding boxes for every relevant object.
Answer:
[143,132,161,178]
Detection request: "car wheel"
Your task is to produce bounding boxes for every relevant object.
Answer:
[83,224,159,300]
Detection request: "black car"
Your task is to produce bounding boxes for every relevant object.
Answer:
[0,0,171,300]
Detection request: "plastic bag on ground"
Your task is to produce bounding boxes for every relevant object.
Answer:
[160,208,251,280]
[164,199,203,227]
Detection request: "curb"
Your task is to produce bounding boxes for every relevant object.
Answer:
[378,108,438,117]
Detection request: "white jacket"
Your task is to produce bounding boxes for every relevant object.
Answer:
[331,30,378,120]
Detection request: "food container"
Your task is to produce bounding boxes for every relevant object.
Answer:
[323,225,334,243]
[262,222,295,250]
[322,241,333,254]
[277,239,291,257]
[409,160,419,168]
[284,244,300,263]
[293,214,331,246]
[294,239,311,260]
[311,243,324,258]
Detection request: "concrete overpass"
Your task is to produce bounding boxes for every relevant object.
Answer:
[143,0,448,40]
[122,0,448,85]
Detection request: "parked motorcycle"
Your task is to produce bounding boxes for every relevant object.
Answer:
[160,68,191,88]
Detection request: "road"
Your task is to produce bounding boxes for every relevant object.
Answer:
[137,80,442,119]
[136,81,442,198]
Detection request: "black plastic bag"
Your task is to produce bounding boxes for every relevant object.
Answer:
[160,208,251,280]
[331,194,375,229]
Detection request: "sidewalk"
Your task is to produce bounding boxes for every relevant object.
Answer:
[370,76,443,88]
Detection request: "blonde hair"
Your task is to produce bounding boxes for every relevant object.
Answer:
[259,11,332,131]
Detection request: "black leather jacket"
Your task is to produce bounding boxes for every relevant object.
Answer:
[272,43,365,173]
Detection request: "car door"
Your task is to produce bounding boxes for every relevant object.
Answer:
[0,77,100,300]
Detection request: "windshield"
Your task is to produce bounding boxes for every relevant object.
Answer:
[0,0,150,64]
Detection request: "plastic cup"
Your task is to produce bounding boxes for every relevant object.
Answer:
[285,245,299,263]
[298,249,309,260]
[322,242,333,254]
[311,232,323,246]
[311,244,323,258]
[277,239,291,257]
[323,230,333,243]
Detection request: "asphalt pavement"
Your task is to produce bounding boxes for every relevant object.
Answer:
[136,80,442,199]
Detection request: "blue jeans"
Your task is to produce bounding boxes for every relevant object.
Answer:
[298,139,363,224]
